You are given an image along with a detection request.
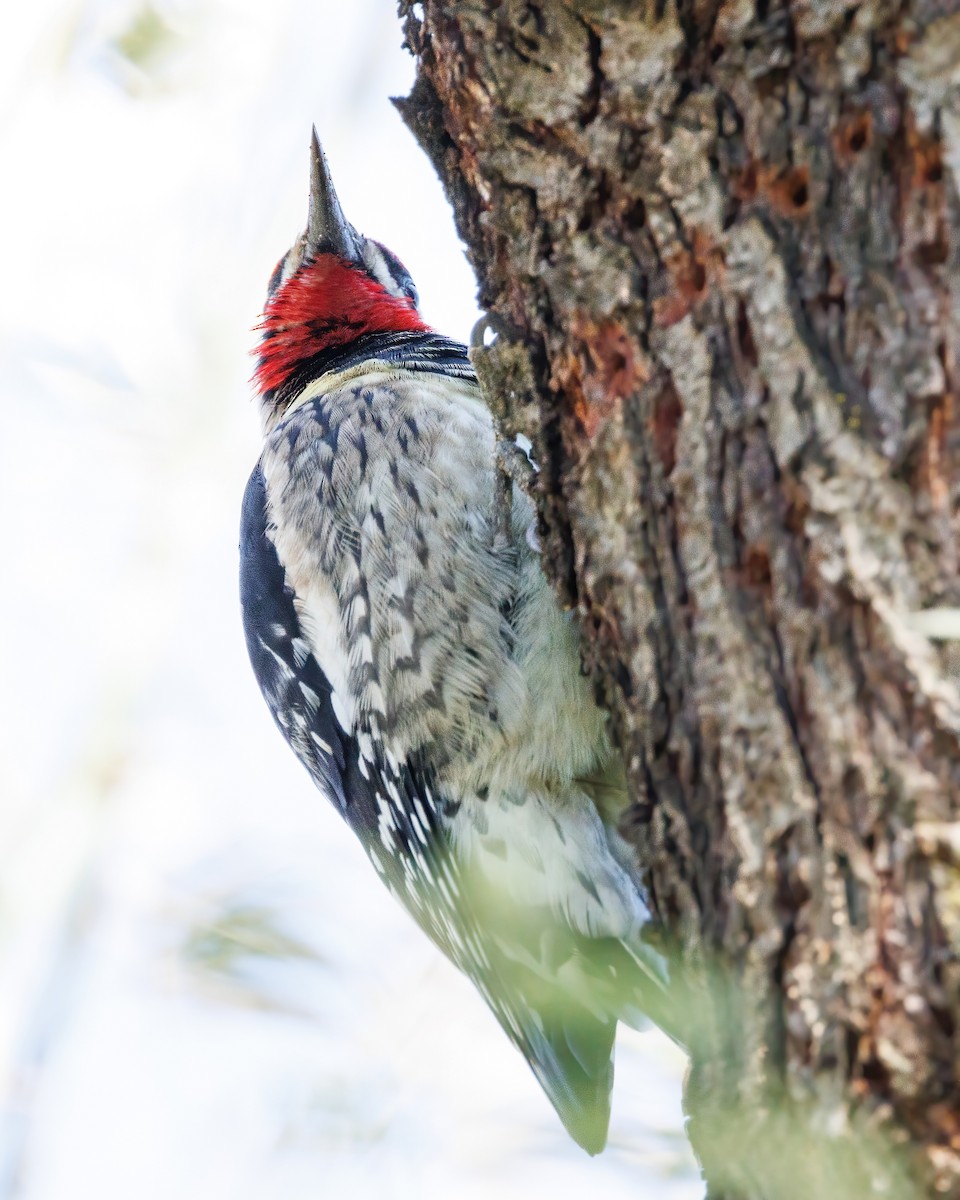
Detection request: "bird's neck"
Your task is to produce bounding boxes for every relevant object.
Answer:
[254,257,428,398]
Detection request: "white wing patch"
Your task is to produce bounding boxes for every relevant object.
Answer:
[285,573,357,735]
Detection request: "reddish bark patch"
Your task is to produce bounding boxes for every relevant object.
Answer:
[735,161,812,218]
[783,476,811,535]
[654,231,720,328]
[735,161,759,202]
[761,164,812,219]
[649,377,684,475]
[909,126,943,190]
[924,391,951,512]
[833,110,874,162]
[742,544,772,590]
[559,317,648,440]
[896,116,948,269]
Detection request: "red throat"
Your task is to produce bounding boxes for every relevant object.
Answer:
[254,256,429,395]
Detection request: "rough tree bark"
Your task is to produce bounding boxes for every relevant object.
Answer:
[395,2,960,1196]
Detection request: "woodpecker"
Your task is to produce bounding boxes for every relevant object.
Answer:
[240,128,669,1154]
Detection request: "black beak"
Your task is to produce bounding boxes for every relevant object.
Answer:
[304,127,363,264]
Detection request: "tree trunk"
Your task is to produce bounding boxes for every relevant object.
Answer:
[395,2,960,1195]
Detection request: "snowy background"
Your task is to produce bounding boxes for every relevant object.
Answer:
[0,2,698,1196]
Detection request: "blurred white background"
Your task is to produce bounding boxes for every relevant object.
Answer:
[0,1,698,1196]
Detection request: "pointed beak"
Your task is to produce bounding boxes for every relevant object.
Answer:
[304,127,363,264]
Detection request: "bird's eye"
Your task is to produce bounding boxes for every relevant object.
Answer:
[405,282,419,308]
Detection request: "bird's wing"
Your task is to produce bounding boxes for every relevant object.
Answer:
[240,461,630,1152]
[240,463,350,809]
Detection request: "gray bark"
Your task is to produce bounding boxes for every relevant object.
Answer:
[396,2,960,1195]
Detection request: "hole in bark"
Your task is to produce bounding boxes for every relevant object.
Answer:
[916,233,949,266]
[625,197,646,228]
[710,42,724,63]
[577,172,612,231]
[650,379,683,474]
[737,162,758,200]
[760,164,812,217]
[844,1027,860,1073]
[743,545,771,587]
[736,300,758,367]
[596,172,612,212]
[932,1004,956,1038]
[832,109,875,162]
[860,1056,892,1090]
[722,201,739,232]
[756,67,790,98]
[581,24,602,124]
[613,661,634,699]
[911,139,943,189]
[838,851,859,924]
[821,256,847,313]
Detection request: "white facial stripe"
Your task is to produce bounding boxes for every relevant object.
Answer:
[280,237,307,287]
[361,240,405,298]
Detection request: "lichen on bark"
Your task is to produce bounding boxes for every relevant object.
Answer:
[396,1,960,1195]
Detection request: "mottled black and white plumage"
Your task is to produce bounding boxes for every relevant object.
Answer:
[240,129,668,1153]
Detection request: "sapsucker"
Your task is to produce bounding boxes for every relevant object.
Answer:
[240,129,669,1154]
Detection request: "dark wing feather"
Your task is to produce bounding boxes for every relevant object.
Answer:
[240,464,348,810]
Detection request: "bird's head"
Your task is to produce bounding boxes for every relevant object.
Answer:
[254,128,428,411]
